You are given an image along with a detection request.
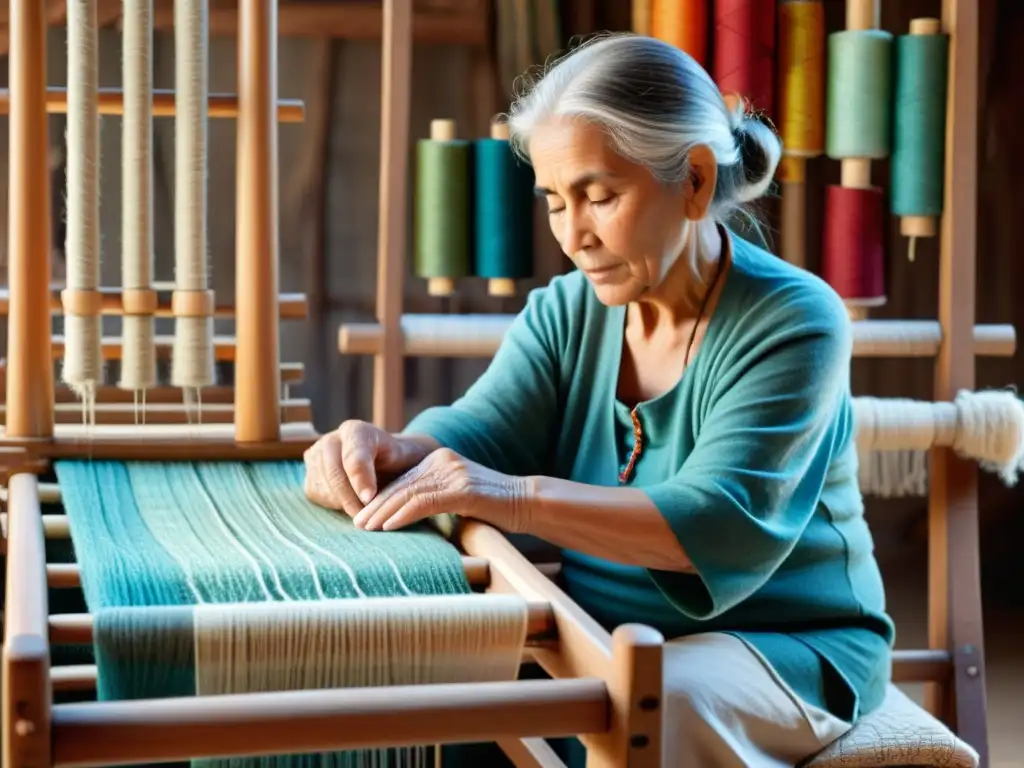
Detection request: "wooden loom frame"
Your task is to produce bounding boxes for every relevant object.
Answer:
[341,0,994,765]
[0,1,665,767]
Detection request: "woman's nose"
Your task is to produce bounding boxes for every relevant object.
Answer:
[558,210,592,255]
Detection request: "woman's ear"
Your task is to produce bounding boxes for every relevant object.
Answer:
[684,144,717,220]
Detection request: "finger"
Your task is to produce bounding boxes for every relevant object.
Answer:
[381,496,441,531]
[353,464,421,529]
[319,434,364,518]
[339,424,380,504]
[361,484,429,532]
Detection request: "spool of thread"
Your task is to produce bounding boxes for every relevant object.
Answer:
[825,29,893,163]
[713,0,776,119]
[777,0,825,269]
[473,120,535,298]
[822,185,886,309]
[414,119,472,298]
[891,18,949,262]
[651,0,708,66]
[633,0,652,36]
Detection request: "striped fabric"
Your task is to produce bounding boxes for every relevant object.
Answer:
[55,460,492,768]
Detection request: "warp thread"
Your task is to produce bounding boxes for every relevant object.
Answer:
[414,121,535,296]
[63,0,105,404]
[854,390,1024,498]
[120,0,159,403]
[713,0,777,120]
[651,0,708,66]
[57,460,521,767]
[825,29,893,160]
[821,186,886,304]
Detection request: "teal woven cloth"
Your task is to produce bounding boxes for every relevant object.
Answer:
[55,460,477,768]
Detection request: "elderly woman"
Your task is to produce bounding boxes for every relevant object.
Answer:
[304,33,894,768]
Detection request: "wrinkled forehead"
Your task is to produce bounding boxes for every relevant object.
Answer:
[528,116,636,191]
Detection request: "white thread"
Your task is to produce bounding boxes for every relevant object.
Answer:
[193,595,529,765]
[63,0,104,411]
[853,389,1024,497]
[120,0,158,404]
[171,0,215,395]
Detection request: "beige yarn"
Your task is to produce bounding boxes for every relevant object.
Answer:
[853,389,1024,497]
[119,0,158,408]
[171,0,215,397]
[63,0,104,407]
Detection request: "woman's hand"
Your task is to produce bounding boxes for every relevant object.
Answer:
[351,447,530,533]
[303,420,437,518]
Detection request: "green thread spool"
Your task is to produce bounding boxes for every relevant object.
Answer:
[414,119,472,297]
[825,29,893,161]
[473,120,535,298]
[892,18,948,261]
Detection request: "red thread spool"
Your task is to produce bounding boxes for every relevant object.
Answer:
[714,0,778,119]
[822,185,886,304]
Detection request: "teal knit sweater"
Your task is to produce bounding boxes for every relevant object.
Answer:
[405,233,895,724]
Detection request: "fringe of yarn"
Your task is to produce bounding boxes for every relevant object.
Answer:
[171,0,216,391]
[854,389,1024,497]
[63,0,104,403]
[120,0,158,395]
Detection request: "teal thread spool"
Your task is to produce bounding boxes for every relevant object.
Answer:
[892,18,948,261]
[473,120,535,297]
[825,28,893,162]
[414,119,472,297]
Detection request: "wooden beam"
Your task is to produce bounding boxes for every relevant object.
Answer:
[0,1,488,54]
[929,0,988,763]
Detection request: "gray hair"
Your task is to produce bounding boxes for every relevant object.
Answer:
[507,33,782,224]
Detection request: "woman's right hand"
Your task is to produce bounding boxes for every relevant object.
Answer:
[303,420,436,518]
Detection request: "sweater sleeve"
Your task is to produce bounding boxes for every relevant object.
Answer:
[401,280,570,477]
[644,294,854,620]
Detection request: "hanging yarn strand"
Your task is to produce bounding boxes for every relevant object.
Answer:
[473,119,535,298]
[892,18,949,263]
[171,0,216,414]
[777,0,825,269]
[62,0,104,419]
[414,119,472,298]
[822,0,891,319]
[119,0,158,421]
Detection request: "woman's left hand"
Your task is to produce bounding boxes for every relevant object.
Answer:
[351,447,529,533]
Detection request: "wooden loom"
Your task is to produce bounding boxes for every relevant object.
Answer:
[336,1,997,767]
[0,1,661,767]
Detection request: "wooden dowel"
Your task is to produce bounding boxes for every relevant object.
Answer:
[891,649,953,683]
[51,678,607,768]
[42,556,492,591]
[0,399,312,427]
[0,88,305,121]
[496,737,568,768]
[50,666,99,694]
[0,423,319,462]
[5,0,55,439]
[49,599,556,647]
[234,0,281,443]
[50,335,240,362]
[2,473,51,767]
[339,316,1017,359]
[0,289,307,319]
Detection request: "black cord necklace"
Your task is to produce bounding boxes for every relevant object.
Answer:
[618,254,727,484]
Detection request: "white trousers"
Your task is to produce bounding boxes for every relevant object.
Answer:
[660,633,852,768]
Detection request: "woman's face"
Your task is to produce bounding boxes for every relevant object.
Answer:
[529,116,700,306]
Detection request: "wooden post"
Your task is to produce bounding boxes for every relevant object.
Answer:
[235,0,282,442]
[928,0,988,763]
[5,0,54,439]
[372,0,412,432]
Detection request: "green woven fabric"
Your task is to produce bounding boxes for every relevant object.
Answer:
[54,460,478,767]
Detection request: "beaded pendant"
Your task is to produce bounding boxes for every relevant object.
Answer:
[618,407,644,484]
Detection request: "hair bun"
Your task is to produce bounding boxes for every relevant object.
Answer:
[731,106,782,204]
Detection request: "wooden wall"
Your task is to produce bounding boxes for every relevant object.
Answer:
[0,0,1020,560]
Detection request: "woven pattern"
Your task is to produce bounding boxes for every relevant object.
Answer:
[804,684,979,768]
